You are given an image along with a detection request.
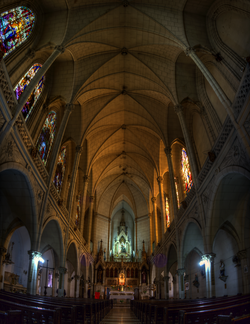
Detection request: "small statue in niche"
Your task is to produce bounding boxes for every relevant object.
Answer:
[220,260,225,276]
[219,260,228,282]
[192,273,199,288]
[142,271,146,284]
[98,268,103,283]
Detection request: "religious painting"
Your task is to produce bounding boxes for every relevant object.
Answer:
[14,63,45,121]
[0,6,35,57]
[36,111,56,165]
[181,148,193,194]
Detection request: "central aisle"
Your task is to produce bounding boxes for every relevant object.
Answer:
[101,307,140,324]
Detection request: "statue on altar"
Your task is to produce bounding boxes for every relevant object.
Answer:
[121,244,126,253]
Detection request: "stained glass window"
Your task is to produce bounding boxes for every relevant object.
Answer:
[181,148,193,194]
[14,63,45,121]
[165,196,170,228]
[0,7,35,57]
[175,180,180,208]
[76,194,81,227]
[36,111,56,165]
[53,147,66,194]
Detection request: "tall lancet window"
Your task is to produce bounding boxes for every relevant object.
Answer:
[174,179,180,208]
[36,111,56,165]
[53,146,66,194]
[75,194,81,227]
[14,64,45,121]
[0,7,35,57]
[165,196,170,228]
[181,148,193,194]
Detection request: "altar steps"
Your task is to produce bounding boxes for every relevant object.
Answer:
[101,307,141,324]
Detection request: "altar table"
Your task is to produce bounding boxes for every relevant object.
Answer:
[109,291,134,300]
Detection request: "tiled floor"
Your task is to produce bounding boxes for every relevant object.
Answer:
[101,307,140,323]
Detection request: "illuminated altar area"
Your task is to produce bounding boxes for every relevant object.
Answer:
[112,209,133,261]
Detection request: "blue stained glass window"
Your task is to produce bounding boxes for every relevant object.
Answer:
[36,111,56,165]
[0,6,35,57]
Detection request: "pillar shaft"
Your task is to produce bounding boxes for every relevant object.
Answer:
[174,104,199,188]
[80,176,89,236]
[151,197,158,244]
[148,213,153,255]
[27,251,42,295]
[157,177,166,237]
[0,247,6,290]
[87,197,94,245]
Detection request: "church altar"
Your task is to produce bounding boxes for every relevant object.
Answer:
[109,291,134,300]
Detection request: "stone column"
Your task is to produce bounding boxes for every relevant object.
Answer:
[75,275,80,297]
[237,250,249,294]
[52,270,58,297]
[164,276,170,299]
[0,46,65,146]
[139,269,142,285]
[135,219,138,252]
[80,175,89,237]
[67,145,83,223]
[148,213,153,254]
[87,196,94,245]
[27,251,42,295]
[157,176,166,236]
[151,197,159,244]
[200,253,216,298]
[58,266,67,297]
[107,219,111,261]
[174,104,199,188]
[177,268,185,299]
[0,247,6,289]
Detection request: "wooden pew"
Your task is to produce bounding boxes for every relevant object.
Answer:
[0,310,23,324]
[0,298,61,324]
[179,301,250,324]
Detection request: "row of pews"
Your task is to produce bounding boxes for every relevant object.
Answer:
[131,294,250,323]
[0,290,113,324]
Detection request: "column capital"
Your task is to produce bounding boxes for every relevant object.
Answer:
[58,266,67,274]
[25,49,35,60]
[164,146,172,156]
[176,268,185,276]
[174,104,184,114]
[28,250,42,261]
[151,197,156,203]
[55,45,65,53]
[202,253,216,262]
[157,176,163,184]
[89,196,94,203]
[185,46,194,56]
[76,145,83,154]
[237,249,247,260]
[83,175,89,182]
[65,103,75,112]
[148,213,152,218]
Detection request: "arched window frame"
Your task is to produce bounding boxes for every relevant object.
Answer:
[0,6,35,58]
[174,178,180,209]
[36,111,56,166]
[181,147,193,194]
[14,63,45,121]
[53,146,67,194]
[75,193,81,227]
